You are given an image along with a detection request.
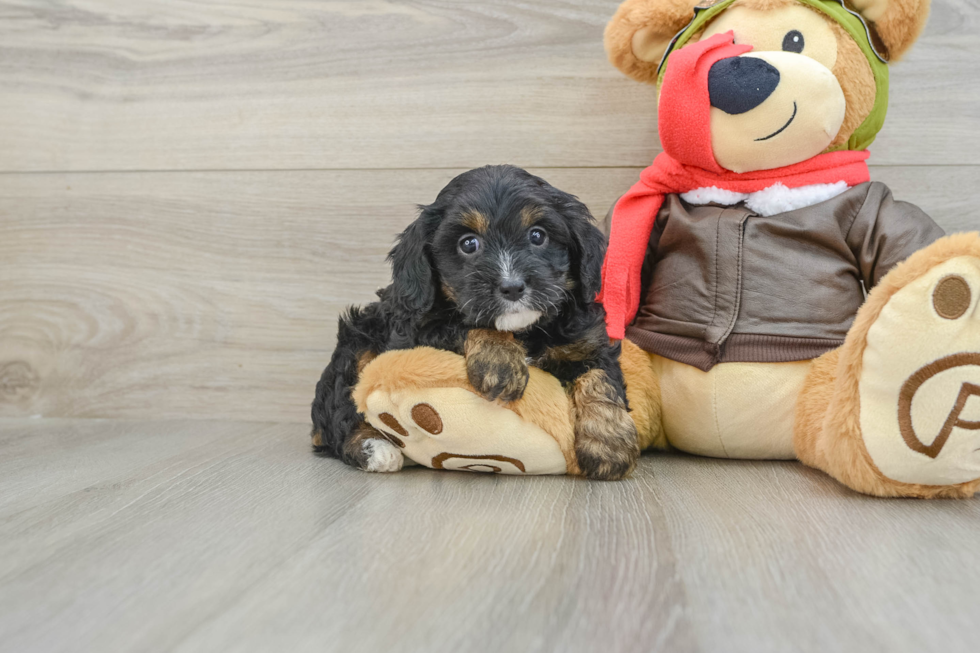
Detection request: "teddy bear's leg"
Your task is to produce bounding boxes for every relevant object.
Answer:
[351,347,578,475]
[795,233,980,498]
[619,338,667,451]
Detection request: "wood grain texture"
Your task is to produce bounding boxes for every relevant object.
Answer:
[0,0,978,171]
[2,167,976,424]
[1,418,978,653]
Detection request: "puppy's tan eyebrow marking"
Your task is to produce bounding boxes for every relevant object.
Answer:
[460,210,489,234]
[441,281,457,302]
[520,206,543,228]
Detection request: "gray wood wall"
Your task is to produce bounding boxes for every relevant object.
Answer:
[1,0,978,424]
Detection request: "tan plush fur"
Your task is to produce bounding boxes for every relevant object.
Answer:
[870,0,930,61]
[735,0,805,9]
[515,368,580,474]
[604,0,701,84]
[353,348,581,474]
[826,19,877,148]
[794,348,841,468]
[620,339,667,450]
[353,347,471,406]
[795,232,980,498]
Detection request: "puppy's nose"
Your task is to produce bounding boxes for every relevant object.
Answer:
[708,56,780,115]
[499,280,526,302]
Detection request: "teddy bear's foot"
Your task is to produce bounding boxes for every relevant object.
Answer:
[797,233,980,497]
[351,347,576,475]
[859,236,980,489]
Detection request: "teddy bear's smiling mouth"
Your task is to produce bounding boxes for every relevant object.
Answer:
[755,101,797,141]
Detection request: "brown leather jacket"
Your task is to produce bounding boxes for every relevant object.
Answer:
[625,182,944,370]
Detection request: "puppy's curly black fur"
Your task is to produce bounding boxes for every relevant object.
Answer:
[312,165,639,479]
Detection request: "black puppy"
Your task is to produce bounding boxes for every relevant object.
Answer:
[311,165,639,479]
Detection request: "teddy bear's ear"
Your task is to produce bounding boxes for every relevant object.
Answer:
[852,0,931,61]
[604,0,702,84]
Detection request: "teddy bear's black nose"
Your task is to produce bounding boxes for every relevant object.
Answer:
[708,56,780,115]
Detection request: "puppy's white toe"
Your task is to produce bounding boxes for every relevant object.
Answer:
[362,439,404,473]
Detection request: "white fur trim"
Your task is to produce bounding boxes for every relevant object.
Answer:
[494,309,542,332]
[681,182,850,216]
[680,186,747,206]
[362,439,404,473]
[745,181,849,216]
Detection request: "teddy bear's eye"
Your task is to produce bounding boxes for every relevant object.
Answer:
[782,30,805,54]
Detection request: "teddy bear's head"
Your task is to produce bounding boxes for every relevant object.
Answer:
[605,0,930,172]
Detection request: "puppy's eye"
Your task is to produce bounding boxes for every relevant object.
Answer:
[782,30,804,53]
[528,227,548,247]
[458,235,481,255]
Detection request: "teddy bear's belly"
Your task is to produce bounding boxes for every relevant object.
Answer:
[654,355,812,459]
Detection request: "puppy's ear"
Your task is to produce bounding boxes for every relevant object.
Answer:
[555,193,607,305]
[386,205,440,320]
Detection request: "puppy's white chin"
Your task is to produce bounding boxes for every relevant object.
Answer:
[494,309,542,332]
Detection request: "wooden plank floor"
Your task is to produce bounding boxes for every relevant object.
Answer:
[2,418,979,653]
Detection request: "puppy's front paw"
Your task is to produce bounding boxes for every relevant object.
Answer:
[571,370,640,481]
[342,424,405,472]
[467,353,529,403]
[360,438,404,473]
[575,426,638,480]
[465,329,529,403]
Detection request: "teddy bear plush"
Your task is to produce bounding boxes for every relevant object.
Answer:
[350,0,980,498]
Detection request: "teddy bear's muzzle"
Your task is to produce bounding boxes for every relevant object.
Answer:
[707,51,846,173]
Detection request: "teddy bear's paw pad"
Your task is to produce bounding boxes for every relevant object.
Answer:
[376,412,410,446]
[409,403,443,435]
[360,438,404,473]
[860,255,980,486]
[363,386,567,475]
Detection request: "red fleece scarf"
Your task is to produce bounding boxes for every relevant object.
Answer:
[597,32,871,339]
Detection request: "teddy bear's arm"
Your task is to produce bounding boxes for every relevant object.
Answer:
[845,183,946,290]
